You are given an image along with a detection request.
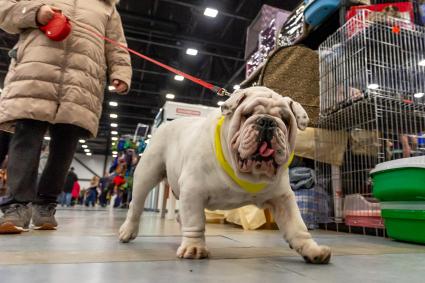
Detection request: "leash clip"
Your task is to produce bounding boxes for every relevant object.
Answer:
[213,86,231,97]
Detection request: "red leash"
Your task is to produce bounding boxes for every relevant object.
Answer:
[40,12,230,97]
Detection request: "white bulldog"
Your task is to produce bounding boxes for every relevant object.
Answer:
[119,86,331,264]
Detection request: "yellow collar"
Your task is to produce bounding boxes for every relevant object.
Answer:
[215,116,294,194]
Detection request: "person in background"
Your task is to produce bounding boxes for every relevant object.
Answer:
[71,181,80,207]
[0,0,132,233]
[85,176,100,207]
[98,175,110,207]
[61,168,78,207]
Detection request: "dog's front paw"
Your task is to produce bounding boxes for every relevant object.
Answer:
[302,244,331,264]
[118,220,139,243]
[177,237,209,259]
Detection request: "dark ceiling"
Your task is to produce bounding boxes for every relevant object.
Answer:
[0,0,302,155]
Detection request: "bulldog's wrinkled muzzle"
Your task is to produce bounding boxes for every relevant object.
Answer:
[257,117,277,143]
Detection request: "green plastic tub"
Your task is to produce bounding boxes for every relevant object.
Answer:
[381,202,425,244]
[371,157,425,202]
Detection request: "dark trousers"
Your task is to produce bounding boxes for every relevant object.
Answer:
[0,131,12,166]
[0,120,86,206]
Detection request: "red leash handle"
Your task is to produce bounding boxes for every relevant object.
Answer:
[70,18,230,97]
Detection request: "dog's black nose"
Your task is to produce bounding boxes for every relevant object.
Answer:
[257,117,276,142]
[258,117,277,129]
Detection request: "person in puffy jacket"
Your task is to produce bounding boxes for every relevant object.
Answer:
[0,0,132,234]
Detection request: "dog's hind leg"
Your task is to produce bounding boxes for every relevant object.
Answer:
[119,144,166,243]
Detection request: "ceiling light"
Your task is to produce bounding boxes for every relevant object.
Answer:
[414,92,425,98]
[233,84,240,90]
[174,75,184,81]
[367,84,379,90]
[111,130,118,135]
[112,151,118,155]
[419,60,425,66]
[166,93,175,100]
[110,113,118,119]
[109,101,118,107]
[217,101,225,106]
[84,149,90,153]
[108,85,116,92]
[112,142,116,146]
[148,134,152,138]
[44,136,51,141]
[186,48,198,56]
[112,154,117,158]
[111,136,118,141]
[204,8,218,18]
[86,153,92,156]
[111,123,118,128]
[82,145,88,149]
[79,139,86,144]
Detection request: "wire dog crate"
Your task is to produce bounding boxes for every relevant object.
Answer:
[315,12,425,232]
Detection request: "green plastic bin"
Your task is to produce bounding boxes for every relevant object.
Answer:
[371,157,425,202]
[381,202,425,244]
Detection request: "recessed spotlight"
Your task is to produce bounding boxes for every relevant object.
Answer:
[233,85,240,90]
[108,85,116,92]
[414,92,425,98]
[82,145,88,149]
[148,134,152,138]
[86,152,92,156]
[111,123,118,128]
[174,75,184,81]
[112,142,116,146]
[111,136,118,141]
[112,154,117,158]
[79,139,86,144]
[84,149,90,153]
[44,136,51,141]
[204,7,218,18]
[166,93,175,100]
[110,113,118,119]
[367,84,379,90]
[419,60,425,66]
[109,101,118,107]
[111,130,118,135]
[186,48,198,56]
[217,101,225,106]
[112,151,118,155]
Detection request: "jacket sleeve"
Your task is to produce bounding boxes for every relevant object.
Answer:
[105,6,132,93]
[0,0,44,34]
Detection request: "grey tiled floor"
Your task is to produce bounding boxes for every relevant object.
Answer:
[1,208,424,283]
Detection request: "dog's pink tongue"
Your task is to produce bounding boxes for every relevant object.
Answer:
[259,142,275,157]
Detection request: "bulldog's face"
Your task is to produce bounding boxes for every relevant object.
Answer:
[221,87,309,182]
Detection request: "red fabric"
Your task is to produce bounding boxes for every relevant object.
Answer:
[113,175,125,187]
[71,181,80,198]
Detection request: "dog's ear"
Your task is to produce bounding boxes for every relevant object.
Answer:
[282,97,309,130]
[221,89,247,116]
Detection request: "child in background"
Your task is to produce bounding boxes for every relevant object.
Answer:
[71,181,80,206]
[85,176,100,207]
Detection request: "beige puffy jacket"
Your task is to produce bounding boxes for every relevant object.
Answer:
[0,0,132,137]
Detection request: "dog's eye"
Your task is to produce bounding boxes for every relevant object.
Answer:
[243,112,253,119]
[281,115,290,126]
